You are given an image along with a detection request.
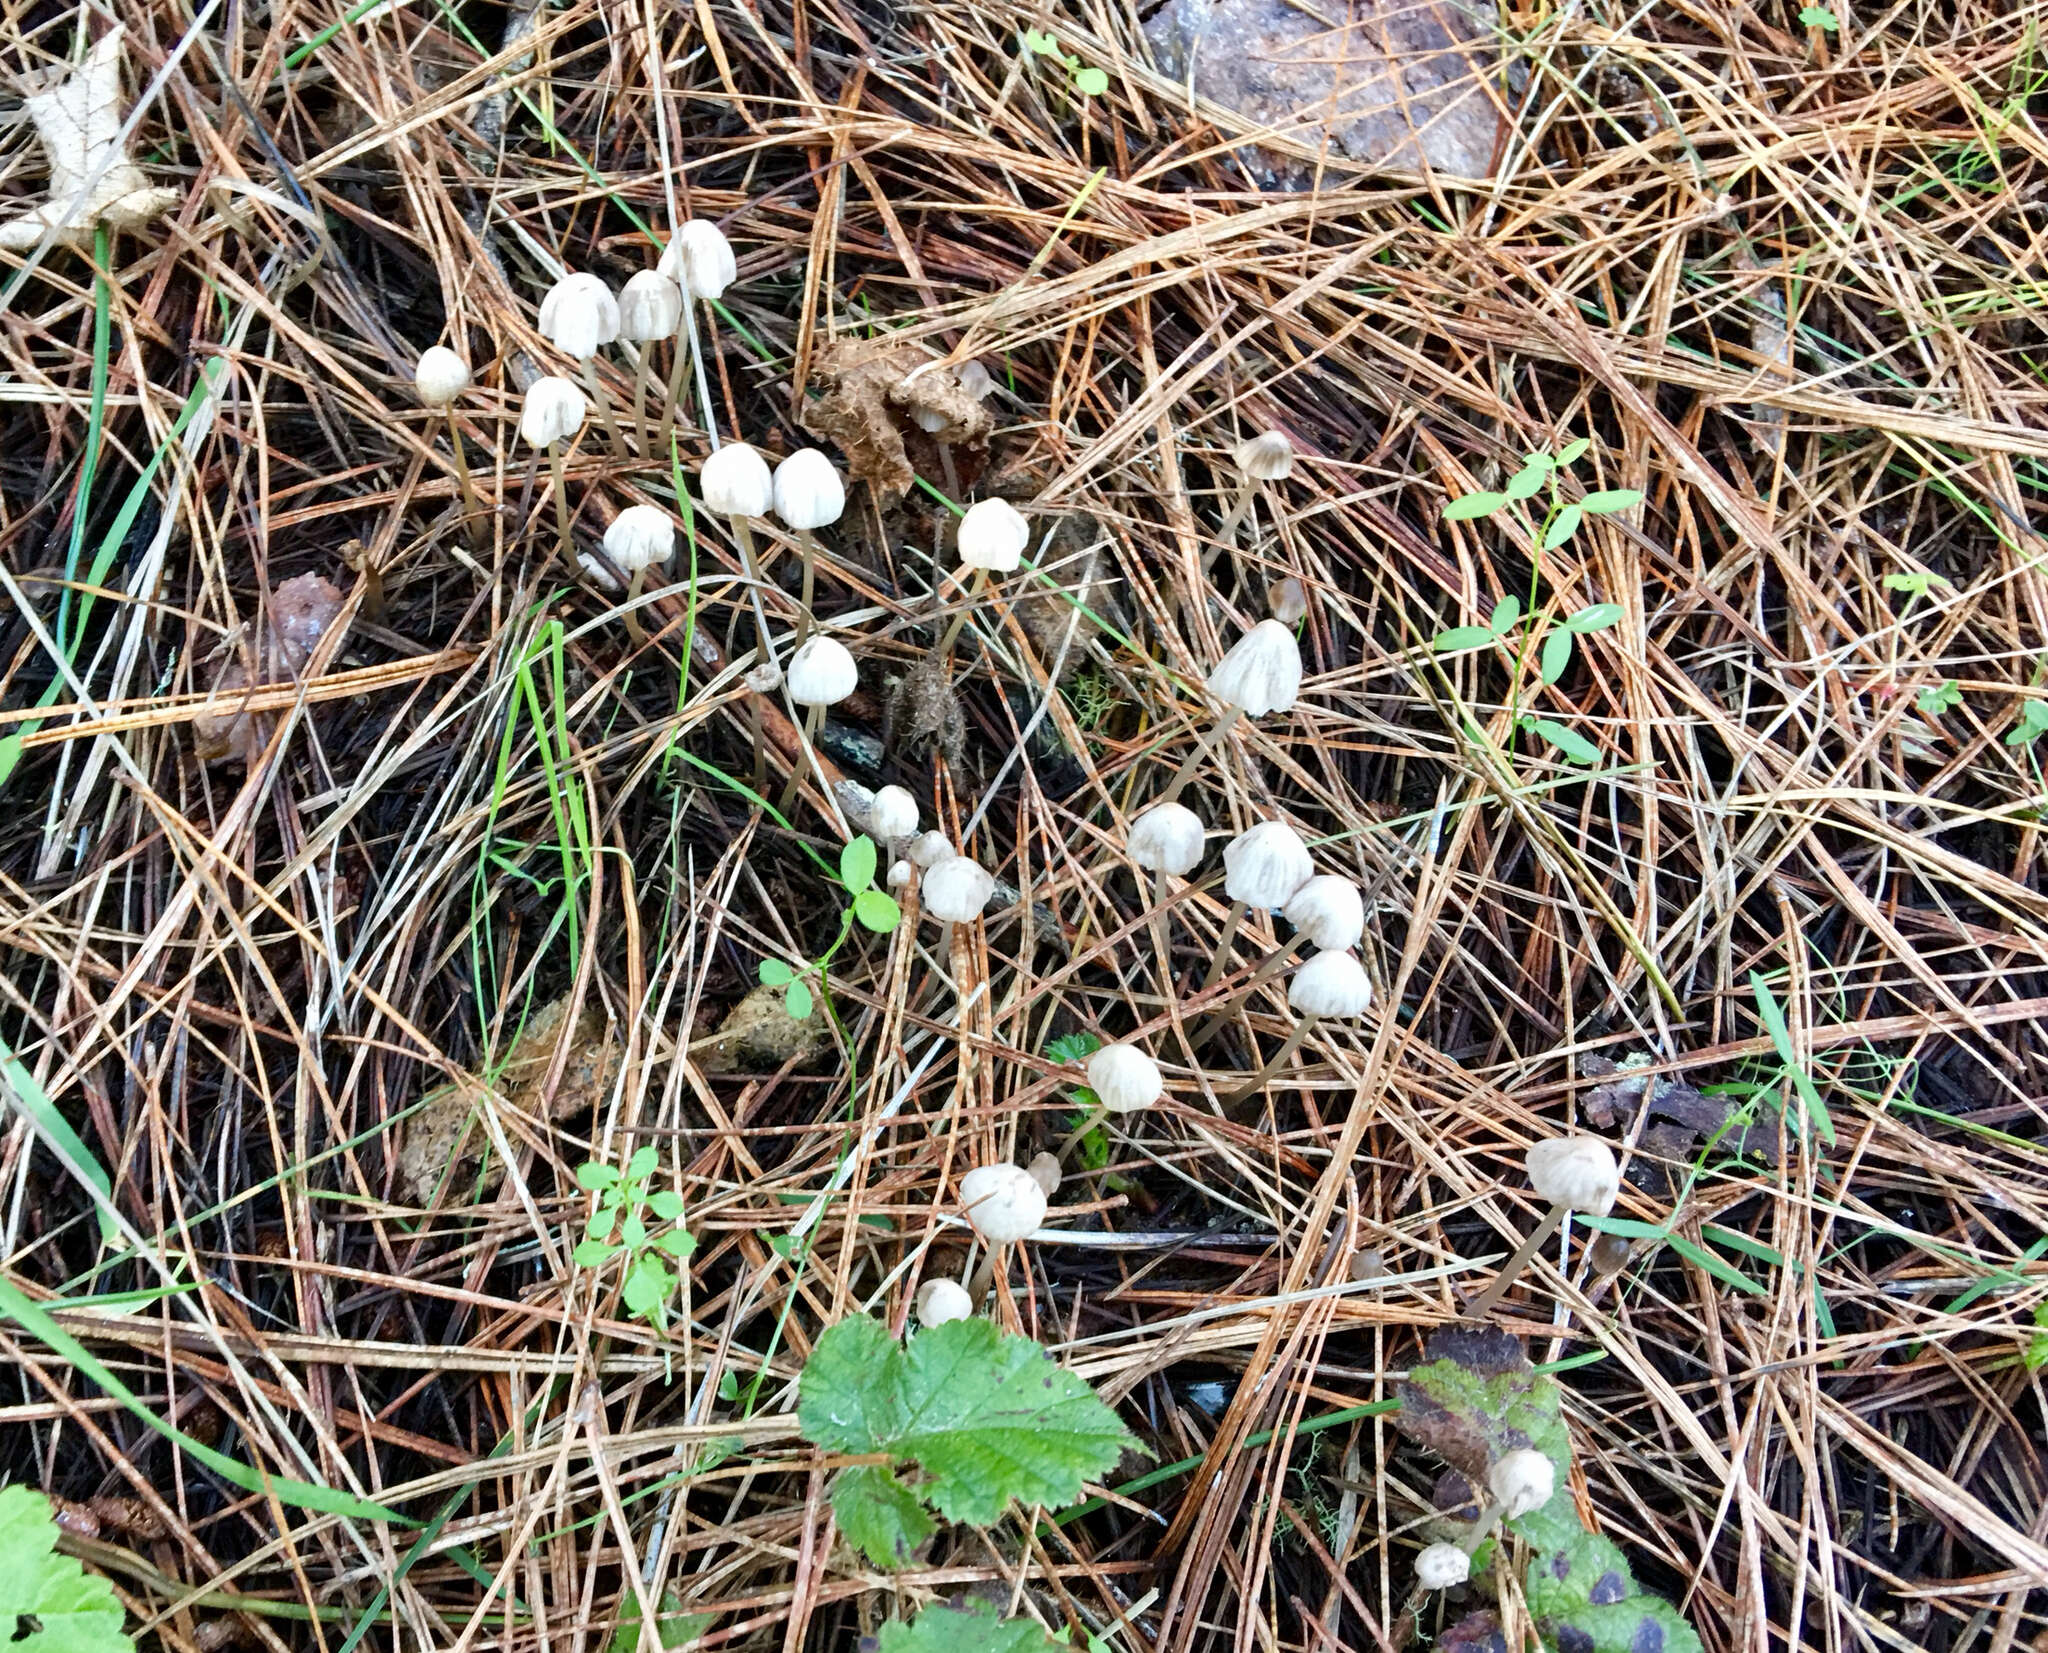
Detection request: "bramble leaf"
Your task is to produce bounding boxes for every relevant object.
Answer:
[1541,629,1574,685]
[604,1590,715,1653]
[1044,1031,1102,1064]
[1433,626,1497,652]
[1548,1598,1704,1653]
[831,1466,935,1568]
[853,888,902,933]
[875,1601,1057,1653]
[0,1487,129,1653]
[1443,491,1507,521]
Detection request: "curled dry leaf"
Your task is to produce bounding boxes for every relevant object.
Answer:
[1,29,179,251]
[1582,1053,1781,1167]
[192,573,346,763]
[397,995,618,1203]
[801,341,993,504]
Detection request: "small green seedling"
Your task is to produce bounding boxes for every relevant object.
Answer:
[797,1315,1140,1569]
[1917,679,1962,716]
[759,835,902,1021]
[2007,700,2048,748]
[573,1146,696,1329]
[1882,571,1945,596]
[1019,29,1110,98]
[1046,1030,1110,1170]
[0,1486,132,1653]
[1799,5,1839,29]
[2024,1304,2048,1373]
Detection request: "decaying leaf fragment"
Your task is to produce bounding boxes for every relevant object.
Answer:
[192,573,346,763]
[700,981,832,1071]
[1,29,179,251]
[397,994,619,1203]
[800,342,994,504]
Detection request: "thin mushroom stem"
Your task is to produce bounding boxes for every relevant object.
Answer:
[548,444,574,561]
[1460,1202,1567,1320]
[445,411,484,544]
[937,566,991,663]
[1225,1013,1320,1107]
[934,920,958,987]
[580,359,627,459]
[776,702,825,815]
[1161,705,1243,805]
[1148,867,1174,984]
[793,529,820,649]
[731,519,769,652]
[680,296,721,448]
[1200,897,1250,994]
[963,1244,1001,1307]
[1203,478,1260,570]
[631,354,656,457]
[624,567,648,646]
[656,336,690,460]
[1190,933,1308,1051]
[937,443,959,501]
[749,695,768,795]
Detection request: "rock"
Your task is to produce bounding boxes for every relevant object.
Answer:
[1143,0,1507,186]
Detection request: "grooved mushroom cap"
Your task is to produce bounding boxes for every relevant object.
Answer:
[1223,821,1313,909]
[921,856,995,923]
[520,377,588,447]
[958,1163,1046,1244]
[602,505,676,572]
[1415,1544,1470,1590]
[958,359,995,401]
[1268,576,1308,624]
[1283,876,1365,951]
[915,1278,974,1327]
[700,442,774,519]
[1287,951,1373,1019]
[537,272,619,359]
[773,448,846,531]
[617,270,683,342]
[1026,1152,1062,1197]
[906,830,954,868]
[1087,1043,1163,1114]
[659,219,738,300]
[785,635,858,706]
[957,498,1030,572]
[1128,802,1205,876]
[1234,429,1295,482]
[414,346,471,408]
[1525,1136,1621,1217]
[1488,1449,1556,1518]
[868,785,919,841]
[1206,619,1303,717]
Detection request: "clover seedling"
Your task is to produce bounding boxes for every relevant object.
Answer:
[1917,679,1961,716]
[1018,29,1110,98]
[573,1146,696,1329]
[758,835,903,1021]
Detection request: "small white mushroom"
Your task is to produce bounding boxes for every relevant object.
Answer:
[1128,802,1206,878]
[1463,1137,1622,1320]
[921,856,995,923]
[1229,951,1373,1103]
[660,220,737,300]
[959,1163,1046,1244]
[915,1277,974,1328]
[906,830,955,869]
[1201,821,1315,992]
[1087,1043,1163,1114]
[1415,1543,1471,1591]
[868,785,919,844]
[1164,620,1304,803]
[522,378,590,559]
[1488,1449,1556,1518]
[773,448,847,647]
[415,348,482,539]
[778,635,858,813]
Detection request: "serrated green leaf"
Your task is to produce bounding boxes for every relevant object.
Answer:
[759,958,796,986]
[1529,719,1602,764]
[1564,602,1625,634]
[1543,504,1584,549]
[875,1603,1058,1653]
[798,1316,1141,1528]
[831,1465,936,1569]
[840,836,878,896]
[1072,65,1109,95]
[1504,458,1550,501]
[1749,973,1835,1144]
[0,1487,129,1653]
[1541,629,1574,685]
[1433,626,1498,652]
[785,980,814,1021]
[1556,437,1591,465]
[1579,489,1642,515]
[853,888,902,933]
[604,1590,715,1653]
[1044,1032,1101,1064]
[1489,595,1522,635]
[575,1162,620,1192]
[1443,490,1508,521]
[1798,4,1838,29]
[1547,1599,1704,1653]
[648,1190,684,1220]
[573,1238,619,1266]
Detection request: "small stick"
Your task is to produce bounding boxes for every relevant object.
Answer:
[548,444,574,560]
[1200,897,1250,994]
[580,359,627,459]
[1225,1013,1320,1107]
[1459,1204,1567,1320]
[445,411,484,545]
[1161,705,1242,805]
[1190,934,1307,1051]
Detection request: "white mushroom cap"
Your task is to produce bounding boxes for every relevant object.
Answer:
[1026,1152,1062,1197]
[1234,429,1295,482]
[886,859,912,888]
[414,346,471,408]
[537,272,619,359]
[785,635,858,706]
[915,1278,974,1327]
[773,448,846,531]
[958,359,995,401]
[520,377,588,447]
[1525,1136,1621,1217]
[921,856,995,923]
[744,661,783,694]
[868,785,919,841]
[1222,821,1313,909]
[602,505,675,573]
[957,498,1030,572]
[1268,576,1308,624]
[1415,1543,1470,1590]
[701,442,774,519]
[1128,802,1205,876]
[659,219,738,300]
[911,406,949,434]
[1283,876,1364,951]
[1287,951,1373,1019]
[1488,1449,1555,1519]
[617,269,683,342]
[1087,1043,1163,1114]
[906,830,954,869]
[958,1163,1046,1244]
[1206,618,1303,717]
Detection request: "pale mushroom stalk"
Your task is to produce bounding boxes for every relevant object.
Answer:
[775,634,858,816]
[1190,933,1308,1048]
[1459,1211,1572,1322]
[1460,1137,1621,1319]
[656,332,693,462]
[443,414,484,545]
[1225,1013,1322,1105]
[1200,896,1253,995]
[777,702,827,814]
[657,221,736,457]
[580,359,627,459]
[773,450,847,652]
[1204,430,1296,575]
[1161,704,1242,806]
[957,1162,1043,1307]
[416,348,483,546]
[742,663,780,797]
[936,566,991,663]
[549,445,574,559]
[939,499,1029,663]
[1225,948,1372,1106]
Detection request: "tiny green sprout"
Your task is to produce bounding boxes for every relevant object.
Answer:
[757,834,904,1021]
[1917,679,1962,716]
[2024,1304,2048,1373]
[1017,28,1109,98]
[2007,700,2048,748]
[1883,570,1946,596]
[572,1146,696,1329]
[1799,5,1839,29]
